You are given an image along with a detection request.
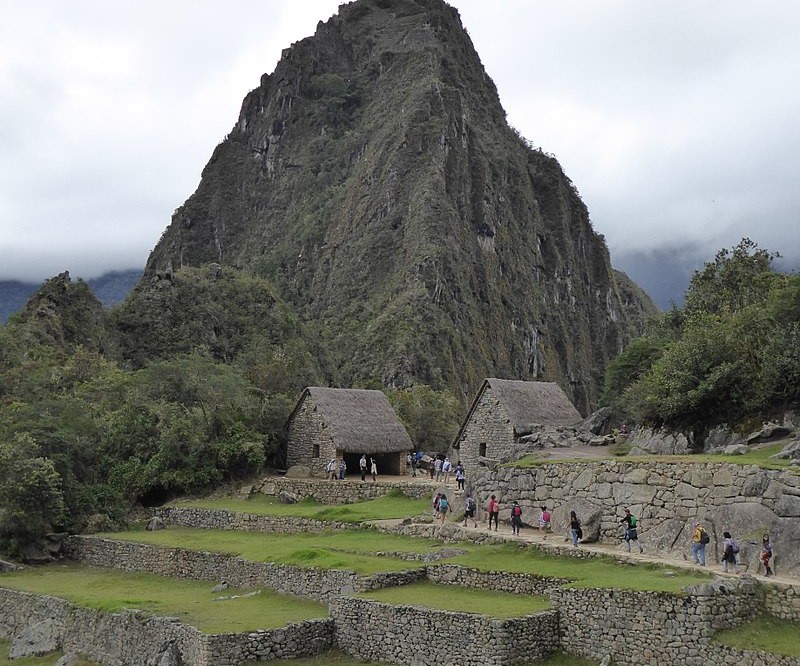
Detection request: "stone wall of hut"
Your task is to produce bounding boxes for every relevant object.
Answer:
[286,398,336,477]
[455,386,517,465]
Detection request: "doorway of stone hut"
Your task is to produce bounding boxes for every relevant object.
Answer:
[342,451,401,477]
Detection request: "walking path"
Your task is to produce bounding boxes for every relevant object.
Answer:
[357,474,799,587]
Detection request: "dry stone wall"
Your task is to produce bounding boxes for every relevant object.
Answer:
[0,588,334,665]
[286,399,335,477]
[470,461,800,573]
[256,476,431,503]
[552,578,800,666]
[64,536,363,602]
[330,597,559,666]
[154,506,361,534]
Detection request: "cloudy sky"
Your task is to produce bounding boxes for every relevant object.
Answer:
[2,1,798,304]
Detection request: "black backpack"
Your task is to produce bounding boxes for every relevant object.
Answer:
[699,529,710,545]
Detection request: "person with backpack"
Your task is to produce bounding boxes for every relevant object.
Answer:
[463,493,478,528]
[438,494,451,523]
[569,510,582,548]
[760,533,774,577]
[722,531,740,573]
[691,522,709,565]
[538,505,551,540]
[510,501,523,535]
[620,508,643,553]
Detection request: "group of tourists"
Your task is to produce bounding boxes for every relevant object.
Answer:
[358,454,378,482]
[325,457,348,480]
[692,522,774,576]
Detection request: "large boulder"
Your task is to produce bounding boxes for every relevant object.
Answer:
[704,427,746,452]
[627,428,691,455]
[550,499,603,543]
[575,407,613,435]
[771,439,800,461]
[9,619,61,658]
[747,422,794,444]
[285,465,310,479]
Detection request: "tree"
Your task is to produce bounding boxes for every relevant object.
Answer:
[387,385,459,453]
[0,434,65,555]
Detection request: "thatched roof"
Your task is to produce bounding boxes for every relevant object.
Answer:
[455,379,582,442]
[289,387,413,453]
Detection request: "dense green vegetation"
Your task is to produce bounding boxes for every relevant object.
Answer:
[0,565,327,633]
[603,239,800,448]
[0,268,460,557]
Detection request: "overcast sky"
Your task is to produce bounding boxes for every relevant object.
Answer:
[2,1,798,290]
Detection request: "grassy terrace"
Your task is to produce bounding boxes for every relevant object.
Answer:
[0,565,327,634]
[173,492,430,522]
[713,615,800,657]
[99,527,710,593]
[512,441,795,470]
[360,582,551,617]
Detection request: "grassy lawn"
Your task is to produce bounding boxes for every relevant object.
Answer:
[511,441,794,471]
[360,581,550,617]
[0,642,96,666]
[174,492,430,522]
[101,527,438,575]
[99,528,710,593]
[713,614,800,657]
[0,565,327,634]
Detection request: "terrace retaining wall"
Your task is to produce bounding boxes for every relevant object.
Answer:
[154,506,362,534]
[330,597,559,666]
[0,588,333,665]
[255,477,431,504]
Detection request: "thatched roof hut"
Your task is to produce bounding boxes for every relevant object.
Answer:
[453,379,581,464]
[286,387,413,476]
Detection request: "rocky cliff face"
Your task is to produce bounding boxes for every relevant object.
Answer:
[145,0,657,413]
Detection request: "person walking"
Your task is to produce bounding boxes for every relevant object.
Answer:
[434,457,443,482]
[359,454,368,482]
[370,457,378,482]
[569,510,582,548]
[620,508,643,553]
[487,494,499,531]
[438,494,451,523]
[722,531,740,573]
[760,533,774,576]
[691,522,708,566]
[442,457,452,484]
[326,458,337,481]
[463,493,478,528]
[407,452,417,477]
[454,462,465,490]
[538,506,551,540]
[510,501,523,536]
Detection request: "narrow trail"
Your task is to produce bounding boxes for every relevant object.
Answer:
[358,473,799,587]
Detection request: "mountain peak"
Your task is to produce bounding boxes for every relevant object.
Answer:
[144,0,656,412]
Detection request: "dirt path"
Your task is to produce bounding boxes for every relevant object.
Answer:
[368,515,799,587]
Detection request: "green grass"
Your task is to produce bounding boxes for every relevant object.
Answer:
[0,565,327,634]
[713,614,800,656]
[510,441,795,471]
[99,527,710,593]
[175,492,430,522]
[0,642,96,666]
[100,527,440,575]
[360,581,550,617]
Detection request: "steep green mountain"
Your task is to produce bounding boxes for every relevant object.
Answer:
[144,0,657,413]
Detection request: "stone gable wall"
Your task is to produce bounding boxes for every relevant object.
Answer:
[329,597,559,666]
[0,588,334,665]
[286,398,334,477]
[456,386,516,466]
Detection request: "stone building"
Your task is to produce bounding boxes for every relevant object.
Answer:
[453,379,581,465]
[286,387,413,477]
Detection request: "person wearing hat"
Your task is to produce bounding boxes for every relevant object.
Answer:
[691,521,708,566]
